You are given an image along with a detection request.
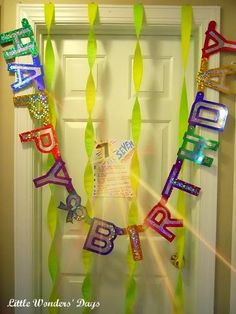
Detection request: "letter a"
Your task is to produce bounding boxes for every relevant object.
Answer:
[83,218,117,255]
[8,56,45,92]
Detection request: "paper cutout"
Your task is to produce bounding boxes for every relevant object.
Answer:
[0,18,38,60]
[58,190,88,223]
[178,127,219,167]
[144,199,183,242]
[14,91,50,124]
[93,140,135,197]
[8,56,45,92]
[33,157,73,192]
[197,64,236,94]
[189,92,228,131]
[19,124,60,158]
[83,218,117,255]
[162,159,201,199]
[202,21,236,58]
[127,225,143,261]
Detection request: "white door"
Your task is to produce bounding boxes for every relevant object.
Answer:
[39,32,195,314]
[15,5,220,314]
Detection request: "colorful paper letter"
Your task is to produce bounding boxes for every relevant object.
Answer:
[58,190,88,223]
[144,200,183,242]
[197,64,236,94]
[0,18,38,60]
[33,157,73,192]
[127,225,143,261]
[188,92,228,131]
[19,124,60,158]
[8,56,45,92]
[162,159,201,199]
[202,20,236,58]
[83,218,117,255]
[178,127,219,167]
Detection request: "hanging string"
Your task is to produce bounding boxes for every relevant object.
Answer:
[125,3,144,314]
[81,3,98,313]
[44,3,59,314]
[174,5,192,314]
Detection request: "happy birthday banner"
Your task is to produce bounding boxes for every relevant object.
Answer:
[2,1,236,292]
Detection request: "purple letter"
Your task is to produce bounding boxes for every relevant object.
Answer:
[83,218,117,255]
[33,158,73,192]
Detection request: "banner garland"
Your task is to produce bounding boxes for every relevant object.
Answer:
[2,4,236,311]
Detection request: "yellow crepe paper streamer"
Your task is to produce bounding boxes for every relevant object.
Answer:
[44,4,59,313]
[174,5,192,314]
[125,3,144,314]
[82,3,98,313]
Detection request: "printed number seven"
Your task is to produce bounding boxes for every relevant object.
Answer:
[96,142,109,158]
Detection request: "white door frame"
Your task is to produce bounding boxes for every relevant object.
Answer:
[15,4,220,313]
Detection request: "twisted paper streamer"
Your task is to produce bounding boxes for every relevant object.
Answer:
[44,4,59,313]
[82,3,98,313]
[125,4,144,314]
[174,6,192,314]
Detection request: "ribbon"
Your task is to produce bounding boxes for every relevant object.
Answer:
[125,3,144,314]
[44,4,59,313]
[81,3,98,313]
[174,5,192,314]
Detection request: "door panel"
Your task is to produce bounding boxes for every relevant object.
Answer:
[40,33,195,313]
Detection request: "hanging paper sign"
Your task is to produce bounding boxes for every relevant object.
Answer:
[178,127,219,167]
[144,198,183,242]
[202,20,236,58]
[0,18,38,60]
[14,91,50,123]
[197,64,236,94]
[8,56,45,92]
[162,159,201,199]
[127,225,143,261]
[33,157,73,192]
[19,124,60,158]
[188,92,228,131]
[83,217,117,255]
[58,190,88,223]
[93,140,135,197]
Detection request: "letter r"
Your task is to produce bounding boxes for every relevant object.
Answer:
[144,201,183,242]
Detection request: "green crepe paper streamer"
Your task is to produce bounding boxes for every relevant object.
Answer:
[44,3,55,33]
[88,2,98,26]
[125,4,144,314]
[88,32,97,70]
[45,38,55,90]
[85,118,95,158]
[125,277,137,314]
[178,77,189,147]
[81,4,99,311]
[131,97,141,145]
[128,200,139,226]
[134,3,144,39]
[44,4,59,312]
[174,271,184,314]
[86,72,96,114]
[181,5,193,71]
[84,161,94,197]
[133,42,143,94]
[130,150,140,194]
[174,6,192,314]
